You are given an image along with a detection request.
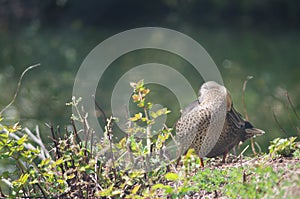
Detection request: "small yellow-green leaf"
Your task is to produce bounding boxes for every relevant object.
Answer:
[165,172,179,181]
[185,148,196,159]
[164,185,173,194]
[150,111,157,119]
[130,112,143,122]
[54,157,64,166]
[131,184,141,194]
[17,135,28,145]
[18,173,30,185]
[57,179,65,184]
[136,80,144,89]
[151,183,165,190]
[112,189,122,196]
[67,173,75,180]
[29,179,39,184]
[89,159,97,165]
[96,184,114,196]
[118,137,127,148]
[136,113,142,119]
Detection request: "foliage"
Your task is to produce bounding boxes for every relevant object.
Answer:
[0,117,100,198]
[0,80,173,198]
[0,81,299,198]
[2,24,300,152]
[268,137,299,158]
[126,80,172,171]
[223,165,282,198]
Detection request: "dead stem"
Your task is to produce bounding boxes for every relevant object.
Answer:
[106,116,117,182]
[144,106,152,171]
[0,63,41,116]
[272,111,288,134]
[242,76,256,155]
[92,94,107,123]
[286,91,300,122]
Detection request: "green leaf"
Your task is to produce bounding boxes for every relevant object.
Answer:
[17,135,28,145]
[150,111,157,119]
[131,184,141,194]
[96,184,114,196]
[151,183,165,190]
[130,112,143,122]
[163,185,173,194]
[136,80,144,89]
[16,173,30,185]
[54,157,65,166]
[112,189,123,196]
[165,172,179,181]
[57,179,65,184]
[39,158,51,167]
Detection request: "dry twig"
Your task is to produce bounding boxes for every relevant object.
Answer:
[242,76,257,155]
[0,63,41,116]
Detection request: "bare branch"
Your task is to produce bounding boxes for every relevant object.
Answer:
[242,76,253,121]
[92,94,107,123]
[242,76,257,155]
[24,127,50,159]
[285,91,300,122]
[272,110,288,134]
[0,63,41,116]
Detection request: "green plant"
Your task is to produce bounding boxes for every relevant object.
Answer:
[0,80,174,198]
[1,80,299,198]
[224,165,283,198]
[268,137,299,157]
[120,80,172,171]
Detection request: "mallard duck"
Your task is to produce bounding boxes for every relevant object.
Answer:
[176,81,264,166]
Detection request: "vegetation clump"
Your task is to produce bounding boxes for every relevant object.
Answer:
[0,81,299,198]
[269,137,299,157]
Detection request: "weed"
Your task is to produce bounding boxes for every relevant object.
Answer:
[269,137,299,158]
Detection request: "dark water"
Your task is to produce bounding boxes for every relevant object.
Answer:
[0,25,299,152]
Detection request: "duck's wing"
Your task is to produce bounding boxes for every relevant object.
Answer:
[180,100,199,117]
[176,106,211,154]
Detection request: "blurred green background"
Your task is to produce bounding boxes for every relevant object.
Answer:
[0,0,299,152]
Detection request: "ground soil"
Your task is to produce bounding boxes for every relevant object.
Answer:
[176,155,300,198]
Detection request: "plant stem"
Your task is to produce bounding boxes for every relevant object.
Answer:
[242,76,256,155]
[144,106,151,170]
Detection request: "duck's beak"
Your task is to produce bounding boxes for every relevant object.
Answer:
[245,128,265,137]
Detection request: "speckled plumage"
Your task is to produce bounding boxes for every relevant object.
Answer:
[176,81,264,163]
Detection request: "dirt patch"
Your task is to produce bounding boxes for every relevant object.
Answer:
[173,155,300,198]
